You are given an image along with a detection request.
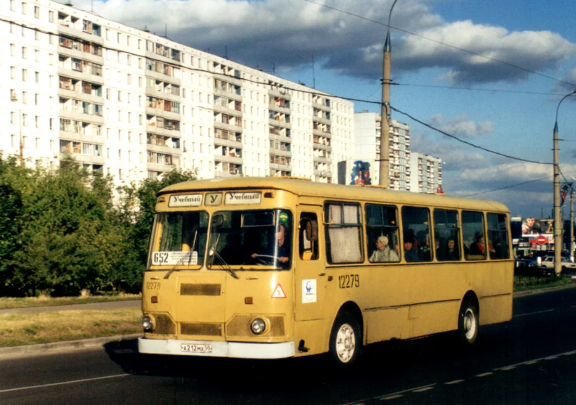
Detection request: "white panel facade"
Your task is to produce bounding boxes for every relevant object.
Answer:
[1,0,354,186]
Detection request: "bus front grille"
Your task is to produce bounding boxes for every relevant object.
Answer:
[153,314,176,335]
[180,323,223,336]
[180,283,221,296]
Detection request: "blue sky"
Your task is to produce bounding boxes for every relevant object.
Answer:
[66,0,576,218]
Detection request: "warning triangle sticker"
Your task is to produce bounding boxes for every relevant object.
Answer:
[272,284,286,298]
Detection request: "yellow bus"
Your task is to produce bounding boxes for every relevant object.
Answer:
[138,178,513,365]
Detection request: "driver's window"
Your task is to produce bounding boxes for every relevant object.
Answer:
[299,213,319,260]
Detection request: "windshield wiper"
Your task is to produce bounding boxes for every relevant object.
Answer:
[208,234,238,279]
[164,231,197,280]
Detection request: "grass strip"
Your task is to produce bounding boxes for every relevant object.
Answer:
[0,308,141,347]
[514,276,573,292]
[0,294,141,309]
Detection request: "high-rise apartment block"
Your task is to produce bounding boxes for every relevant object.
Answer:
[1,0,355,185]
[409,152,443,194]
[354,111,411,191]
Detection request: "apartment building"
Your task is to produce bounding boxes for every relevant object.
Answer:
[409,152,443,194]
[1,0,355,185]
[353,111,411,191]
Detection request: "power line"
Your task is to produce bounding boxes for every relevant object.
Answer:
[463,175,551,198]
[396,83,566,96]
[303,0,576,89]
[390,106,553,166]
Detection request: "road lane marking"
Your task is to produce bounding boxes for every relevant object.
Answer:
[513,309,555,318]
[380,395,403,401]
[0,373,130,394]
[476,372,493,377]
[413,387,434,393]
[444,379,465,385]
[375,384,436,400]
[498,366,516,371]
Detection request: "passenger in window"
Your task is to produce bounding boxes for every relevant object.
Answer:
[470,232,488,256]
[404,232,419,262]
[417,231,431,261]
[369,235,399,262]
[444,239,459,261]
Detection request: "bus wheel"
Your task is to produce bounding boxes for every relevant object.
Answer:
[329,311,361,366]
[458,301,479,345]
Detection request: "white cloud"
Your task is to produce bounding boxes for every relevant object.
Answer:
[428,114,494,137]
[59,0,576,85]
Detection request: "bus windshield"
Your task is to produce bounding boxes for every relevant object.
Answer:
[150,211,209,267]
[208,209,292,269]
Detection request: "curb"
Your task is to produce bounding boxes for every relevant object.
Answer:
[0,333,142,359]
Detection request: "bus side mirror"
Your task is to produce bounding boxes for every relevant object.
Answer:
[305,220,318,241]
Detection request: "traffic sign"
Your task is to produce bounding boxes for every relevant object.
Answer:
[537,235,547,245]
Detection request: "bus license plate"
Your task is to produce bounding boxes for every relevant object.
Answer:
[181,343,212,353]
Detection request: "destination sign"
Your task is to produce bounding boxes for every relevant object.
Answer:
[225,192,262,205]
[168,194,203,207]
[152,251,198,266]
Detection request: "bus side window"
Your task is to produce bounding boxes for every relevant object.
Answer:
[462,211,486,260]
[487,213,510,260]
[300,213,319,260]
[401,206,432,262]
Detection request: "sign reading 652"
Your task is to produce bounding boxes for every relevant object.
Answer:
[152,252,169,265]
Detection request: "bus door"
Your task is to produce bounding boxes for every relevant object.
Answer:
[294,208,326,322]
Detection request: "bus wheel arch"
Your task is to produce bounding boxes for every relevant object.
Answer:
[328,302,363,366]
[458,291,479,345]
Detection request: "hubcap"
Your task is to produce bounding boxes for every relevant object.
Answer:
[464,308,476,340]
[335,323,356,363]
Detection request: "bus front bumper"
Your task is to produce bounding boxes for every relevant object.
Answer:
[138,338,295,359]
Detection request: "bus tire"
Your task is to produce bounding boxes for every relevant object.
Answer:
[329,311,362,366]
[458,300,479,345]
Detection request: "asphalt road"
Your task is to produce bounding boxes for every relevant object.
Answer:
[1,288,576,405]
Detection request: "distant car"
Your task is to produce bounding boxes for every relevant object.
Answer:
[540,256,576,271]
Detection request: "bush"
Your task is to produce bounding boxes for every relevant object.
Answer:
[0,154,195,297]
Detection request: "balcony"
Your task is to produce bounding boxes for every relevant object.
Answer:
[146,124,181,137]
[313,155,331,164]
[268,88,291,100]
[215,153,243,165]
[147,143,181,155]
[57,66,104,85]
[269,147,292,157]
[214,102,242,118]
[312,100,331,112]
[268,118,291,129]
[214,120,242,133]
[268,103,290,115]
[58,87,102,104]
[145,106,180,121]
[214,131,242,149]
[312,114,331,125]
[57,22,104,45]
[145,69,181,85]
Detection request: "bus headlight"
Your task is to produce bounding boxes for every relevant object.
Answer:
[142,316,153,332]
[250,318,266,335]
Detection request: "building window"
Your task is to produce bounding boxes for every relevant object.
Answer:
[49,10,54,23]
[34,6,39,18]
[22,2,27,15]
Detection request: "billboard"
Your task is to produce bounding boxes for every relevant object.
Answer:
[337,159,377,186]
[522,218,554,238]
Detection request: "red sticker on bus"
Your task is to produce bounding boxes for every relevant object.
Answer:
[272,284,286,298]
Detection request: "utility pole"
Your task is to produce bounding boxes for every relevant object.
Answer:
[379,0,399,187]
[571,188,574,262]
[552,89,576,276]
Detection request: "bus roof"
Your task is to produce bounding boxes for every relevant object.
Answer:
[159,177,509,213]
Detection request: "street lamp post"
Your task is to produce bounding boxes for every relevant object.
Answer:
[378,0,399,187]
[553,89,576,276]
